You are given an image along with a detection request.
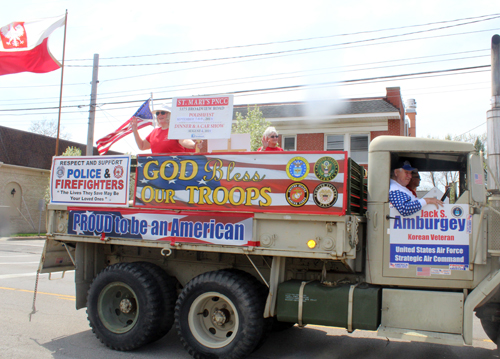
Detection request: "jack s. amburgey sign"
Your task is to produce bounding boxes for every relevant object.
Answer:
[389,204,471,269]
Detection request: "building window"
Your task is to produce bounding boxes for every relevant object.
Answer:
[283,136,296,151]
[326,135,344,151]
[350,134,369,164]
[325,134,369,164]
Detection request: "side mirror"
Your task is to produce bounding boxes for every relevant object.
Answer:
[468,152,486,204]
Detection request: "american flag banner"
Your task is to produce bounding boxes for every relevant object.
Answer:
[134,151,347,215]
[416,267,431,276]
[96,99,153,155]
[67,207,255,246]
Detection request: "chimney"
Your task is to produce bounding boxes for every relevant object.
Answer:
[386,87,404,135]
[406,98,417,137]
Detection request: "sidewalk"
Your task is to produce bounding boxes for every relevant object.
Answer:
[0,236,46,240]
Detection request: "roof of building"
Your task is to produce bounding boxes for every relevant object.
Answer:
[0,126,122,170]
[233,99,400,119]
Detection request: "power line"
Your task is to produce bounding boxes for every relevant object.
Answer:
[0,65,491,113]
[66,22,500,68]
[1,49,489,107]
[97,28,499,84]
[65,13,500,62]
[457,122,487,137]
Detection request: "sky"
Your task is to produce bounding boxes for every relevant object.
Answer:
[0,0,499,155]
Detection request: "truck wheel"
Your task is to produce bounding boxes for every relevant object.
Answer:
[135,261,177,343]
[175,270,266,359]
[87,262,162,351]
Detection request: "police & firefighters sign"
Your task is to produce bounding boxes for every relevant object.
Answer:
[50,155,131,207]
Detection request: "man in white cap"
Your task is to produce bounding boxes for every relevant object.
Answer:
[389,160,442,216]
[131,104,198,153]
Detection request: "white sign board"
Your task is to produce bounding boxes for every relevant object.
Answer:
[208,133,251,152]
[169,95,234,140]
[388,204,471,270]
[50,155,131,207]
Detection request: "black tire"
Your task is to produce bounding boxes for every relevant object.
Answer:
[175,269,266,359]
[87,262,162,351]
[135,261,177,343]
[222,268,271,352]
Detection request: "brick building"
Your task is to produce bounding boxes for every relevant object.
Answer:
[233,87,416,169]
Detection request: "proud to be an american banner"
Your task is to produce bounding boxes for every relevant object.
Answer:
[134,152,347,215]
[67,207,256,246]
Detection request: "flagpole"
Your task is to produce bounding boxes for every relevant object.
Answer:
[55,10,68,156]
[151,92,154,127]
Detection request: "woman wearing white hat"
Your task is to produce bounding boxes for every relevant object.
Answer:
[131,104,197,153]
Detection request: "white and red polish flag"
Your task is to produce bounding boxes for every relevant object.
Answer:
[0,15,65,76]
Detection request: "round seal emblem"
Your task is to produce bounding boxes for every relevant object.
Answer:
[314,156,339,181]
[313,183,338,208]
[286,157,310,181]
[113,165,124,179]
[56,165,65,178]
[451,206,463,218]
[286,183,309,207]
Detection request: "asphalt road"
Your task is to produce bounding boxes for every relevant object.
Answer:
[0,237,498,359]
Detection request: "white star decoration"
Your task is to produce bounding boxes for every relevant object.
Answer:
[74,224,85,235]
[389,190,421,216]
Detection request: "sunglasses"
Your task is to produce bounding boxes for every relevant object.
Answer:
[157,111,168,115]
[269,135,279,138]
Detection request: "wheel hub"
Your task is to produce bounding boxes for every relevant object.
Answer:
[119,298,136,314]
[212,308,231,326]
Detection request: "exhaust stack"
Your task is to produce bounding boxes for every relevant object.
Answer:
[487,34,500,190]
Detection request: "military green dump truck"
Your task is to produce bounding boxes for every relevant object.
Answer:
[39,134,500,358]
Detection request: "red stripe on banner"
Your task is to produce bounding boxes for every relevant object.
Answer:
[0,38,60,75]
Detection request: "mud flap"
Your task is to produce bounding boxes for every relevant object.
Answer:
[39,238,76,274]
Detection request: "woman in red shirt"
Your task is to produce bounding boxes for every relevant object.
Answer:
[257,126,284,152]
[131,104,197,153]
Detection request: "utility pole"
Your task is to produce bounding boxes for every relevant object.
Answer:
[86,54,99,156]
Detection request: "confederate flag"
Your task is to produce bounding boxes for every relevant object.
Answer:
[0,15,65,76]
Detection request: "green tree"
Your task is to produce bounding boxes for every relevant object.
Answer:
[232,106,271,151]
[44,147,82,204]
